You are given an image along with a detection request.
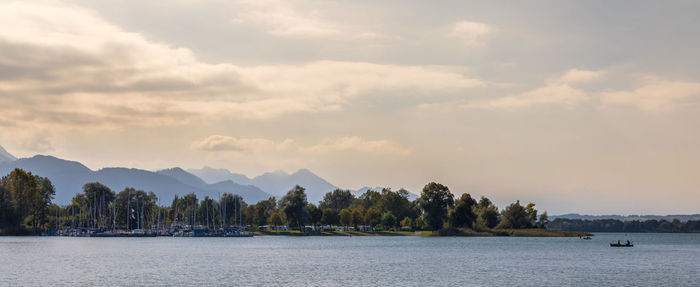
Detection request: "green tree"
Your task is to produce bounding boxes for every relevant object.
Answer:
[0,169,55,233]
[339,208,352,227]
[2,169,35,231]
[525,202,538,227]
[0,182,18,233]
[321,208,339,226]
[220,193,244,226]
[82,182,114,229]
[115,188,158,230]
[364,207,382,227]
[351,206,365,228]
[357,189,382,209]
[475,196,499,229]
[259,197,277,212]
[418,182,454,231]
[252,203,268,227]
[269,211,284,229]
[381,211,397,230]
[414,216,426,230]
[306,203,322,227]
[379,188,415,221]
[449,193,477,229]
[497,200,530,229]
[400,217,413,230]
[70,193,88,228]
[199,196,221,229]
[537,211,549,229]
[0,175,19,233]
[32,177,56,232]
[279,185,308,231]
[319,189,355,210]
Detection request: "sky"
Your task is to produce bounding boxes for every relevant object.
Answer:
[1,0,699,214]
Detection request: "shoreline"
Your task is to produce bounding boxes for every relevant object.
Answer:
[1,229,593,237]
[253,229,592,237]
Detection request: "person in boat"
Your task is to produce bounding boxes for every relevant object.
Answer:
[617,240,621,245]
[626,240,630,245]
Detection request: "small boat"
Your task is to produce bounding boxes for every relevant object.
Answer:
[582,236,592,240]
[610,241,633,247]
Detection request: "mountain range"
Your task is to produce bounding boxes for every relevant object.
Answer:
[0,144,414,205]
[189,167,338,204]
[550,213,700,222]
[0,145,16,163]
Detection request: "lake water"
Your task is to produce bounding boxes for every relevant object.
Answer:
[1,233,699,286]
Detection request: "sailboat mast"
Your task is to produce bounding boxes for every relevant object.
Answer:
[127,190,130,230]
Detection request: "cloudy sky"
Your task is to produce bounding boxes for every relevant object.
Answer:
[1,0,699,214]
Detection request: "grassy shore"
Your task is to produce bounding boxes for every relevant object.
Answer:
[254,229,591,237]
[255,230,422,236]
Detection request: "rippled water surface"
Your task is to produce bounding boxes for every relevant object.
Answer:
[1,233,699,286]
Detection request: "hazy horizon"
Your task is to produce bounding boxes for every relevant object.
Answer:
[1,0,699,215]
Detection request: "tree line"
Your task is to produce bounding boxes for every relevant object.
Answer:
[0,169,56,234]
[549,218,700,233]
[1,168,553,234]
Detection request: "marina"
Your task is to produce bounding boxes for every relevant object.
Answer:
[47,227,253,238]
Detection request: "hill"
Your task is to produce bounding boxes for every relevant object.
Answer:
[188,166,252,185]
[0,156,271,204]
[158,167,272,203]
[0,145,16,163]
[550,213,700,222]
[250,169,337,204]
[190,167,339,203]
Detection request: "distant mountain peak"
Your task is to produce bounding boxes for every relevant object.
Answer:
[0,145,17,163]
[27,154,93,172]
[250,168,337,203]
[200,166,224,172]
[157,167,208,188]
[188,166,252,185]
[271,169,289,176]
[292,168,314,176]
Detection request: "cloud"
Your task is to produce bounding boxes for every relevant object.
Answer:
[302,137,411,155]
[242,61,484,102]
[0,1,486,129]
[231,0,340,38]
[463,84,588,109]
[458,69,700,112]
[230,0,387,40]
[193,135,409,156]
[558,69,605,85]
[19,130,55,152]
[448,21,495,47]
[191,135,292,152]
[462,69,602,109]
[600,79,700,112]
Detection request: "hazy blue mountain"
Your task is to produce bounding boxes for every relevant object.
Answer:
[0,145,16,163]
[0,155,94,203]
[251,168,338,204]
[0,155,270,205]
[551,213,700,222]
[355,186,420,201]
[188,166,252,185]
[158,167,271,203]
[190,166,420,203]
[354,186,382,197]
[157,167,208,188]
[93,167,206,204]
[205,180,272,203]
[0,152,404,206]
